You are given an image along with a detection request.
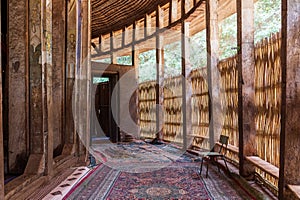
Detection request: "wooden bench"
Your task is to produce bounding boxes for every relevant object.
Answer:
[288,185,300,199]
[246,156,279,179]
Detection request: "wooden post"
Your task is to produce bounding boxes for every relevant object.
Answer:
[237,0,255,176]
[206,0,220,149]
[171,0,178,23]
[280,0,300,199]
[156,6,164,136]
[0,0,4,196]
[74,0,91,161]
[181,0,190,150]
[8,0,29,174]
[64,0,77,155]
[110,31,117,64]
[43,0,54,176]
[52,0,66,158]
[122,27,125,48]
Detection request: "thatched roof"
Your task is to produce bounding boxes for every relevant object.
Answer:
[92,0,169,38]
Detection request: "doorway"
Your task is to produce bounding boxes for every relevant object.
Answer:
[92,73,119,144]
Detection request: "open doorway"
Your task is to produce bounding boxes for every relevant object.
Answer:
[91,73,119,144]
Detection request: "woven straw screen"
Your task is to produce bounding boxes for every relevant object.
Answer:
[163,76,183,143]
[190,68,210,150]
[255,32,281,188]
[218,56,239,147]
[218,56,239,163]
[138,81,157,138]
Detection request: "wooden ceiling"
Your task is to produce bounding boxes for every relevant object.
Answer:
[92,0,169,38]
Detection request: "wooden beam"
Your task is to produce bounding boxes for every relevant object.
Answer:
[92,0,206,59]
[237,0,255,177]
[280,0,300,199]
[206,0,220,149]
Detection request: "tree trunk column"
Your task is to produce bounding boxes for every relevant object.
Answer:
[74,0,91,160]
[8,0,28,175]
[64,0,77,155]
[52,0,66,157]
[25,0,54,176]
[280,0,300,199]
[237,0,256,176]
[0,0,4,196]
[206,0,220,148]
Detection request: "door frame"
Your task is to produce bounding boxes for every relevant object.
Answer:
[91,71,120,143]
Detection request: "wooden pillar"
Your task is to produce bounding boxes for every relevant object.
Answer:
[237,0,256,176]
[110,31,117,64]
[181,0,191,150]
[8,0,29,174]
[280,0,300,199]
[206,0,220,149]
[74,0,91,160]
[0,0,4,197]
[43,0,54,176]
[156,6,164,136]
[64,0,77,155]
[52,0,66,157]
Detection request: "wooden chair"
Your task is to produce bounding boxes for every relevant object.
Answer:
[198,135,230,178]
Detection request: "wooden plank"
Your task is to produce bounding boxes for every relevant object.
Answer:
[246,156,279,178]
[287,185,300,199]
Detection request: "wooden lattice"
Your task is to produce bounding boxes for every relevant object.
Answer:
[163,76,183,143]
[138,81,157,139]
[190,68,210,150]
[254,32,281,188]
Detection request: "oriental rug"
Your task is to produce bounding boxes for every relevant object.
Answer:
[64,143,265,200]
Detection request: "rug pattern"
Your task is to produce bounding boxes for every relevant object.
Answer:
[66,143,263,200]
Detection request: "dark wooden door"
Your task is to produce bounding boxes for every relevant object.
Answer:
[95,81,110,138]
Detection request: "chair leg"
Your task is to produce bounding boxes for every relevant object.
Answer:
[199,158,203,175]
[223,157,230,174]
[206,160,209,178]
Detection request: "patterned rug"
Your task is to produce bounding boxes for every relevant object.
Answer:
[90,142,188,173]
[65,143,265,200]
